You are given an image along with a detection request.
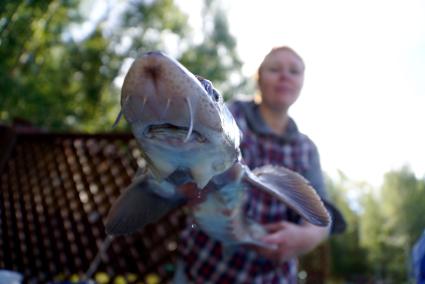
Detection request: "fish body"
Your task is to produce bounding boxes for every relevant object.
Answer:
[105,51,330,247]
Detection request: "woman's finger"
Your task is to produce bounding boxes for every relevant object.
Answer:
[261,230,286,244]
[262,221,288,232]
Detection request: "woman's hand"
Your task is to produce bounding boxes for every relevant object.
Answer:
[251,220,330,262]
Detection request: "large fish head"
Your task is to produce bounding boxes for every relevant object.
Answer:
[120,51,241,188]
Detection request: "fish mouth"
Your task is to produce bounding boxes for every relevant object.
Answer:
[144,124,207,144]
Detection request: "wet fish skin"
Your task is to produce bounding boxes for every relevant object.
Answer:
[119,51,241,187]
[105,51,330,247]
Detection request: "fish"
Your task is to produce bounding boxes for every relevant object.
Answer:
[105,51,331,247]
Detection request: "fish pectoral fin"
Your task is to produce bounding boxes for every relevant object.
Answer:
[243,165,330,227]
[105,174,183,236]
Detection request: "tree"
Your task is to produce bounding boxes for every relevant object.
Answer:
[178,0,250,100]
[360,166,425,283]
[381,167,425,249]
[1,0,84,130]
[1,0,248,131]
[360,187,393,281]
[325,172,370,282]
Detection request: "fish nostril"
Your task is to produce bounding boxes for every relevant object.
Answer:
[144,65,161,84]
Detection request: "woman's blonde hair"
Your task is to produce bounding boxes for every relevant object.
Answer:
[254,46,305,103]
[258,46,305,75]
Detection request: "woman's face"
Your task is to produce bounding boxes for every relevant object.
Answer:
[258,49,305,112]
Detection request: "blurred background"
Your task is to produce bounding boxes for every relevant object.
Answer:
[1,0,425,283]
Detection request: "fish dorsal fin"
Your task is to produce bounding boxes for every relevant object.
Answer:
[105,173,182,236]
[243,165,330,227]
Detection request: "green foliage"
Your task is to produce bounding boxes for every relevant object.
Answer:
[311,169,425,284]
[118,0,189,56]
[381,167,425,248]
[325,167,425,283]
[326,173,370,280]
[0,0,248,131]
[358,166,425,282]
[1,0,79,129]
[178,0,250,100]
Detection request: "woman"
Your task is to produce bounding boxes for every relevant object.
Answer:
[175,46,344,283]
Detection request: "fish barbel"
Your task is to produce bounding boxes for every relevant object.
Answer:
[105,51,331,246]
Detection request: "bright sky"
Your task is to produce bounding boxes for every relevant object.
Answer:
[177,0,425,186]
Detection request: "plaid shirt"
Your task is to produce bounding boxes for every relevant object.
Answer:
[176,100,327,284]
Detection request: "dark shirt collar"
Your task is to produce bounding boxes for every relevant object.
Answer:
[239,100,299,142]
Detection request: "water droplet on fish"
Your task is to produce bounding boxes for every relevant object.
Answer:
[191,223,197,230]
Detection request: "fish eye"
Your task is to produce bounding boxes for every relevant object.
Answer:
[196,75,220,102]
[211,89,220,102]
